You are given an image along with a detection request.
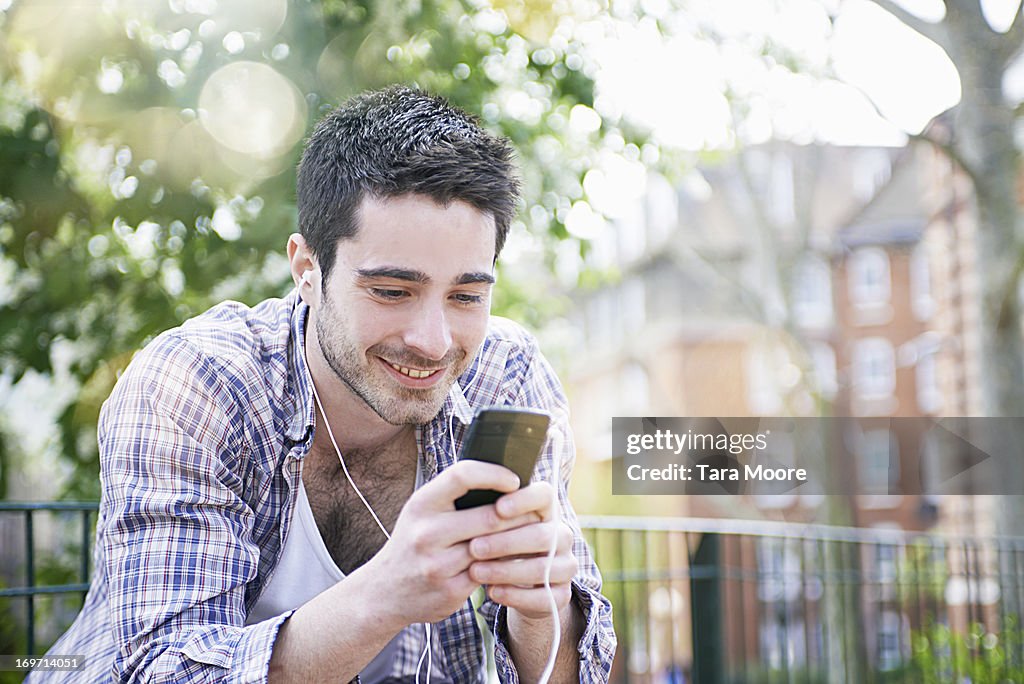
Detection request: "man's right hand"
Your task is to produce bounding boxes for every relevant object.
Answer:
[270,459,541,683]
[358,459,542,627]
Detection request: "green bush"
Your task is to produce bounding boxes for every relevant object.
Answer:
[906,619,1024,684]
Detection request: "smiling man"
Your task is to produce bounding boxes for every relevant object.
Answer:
[34,87,615,683]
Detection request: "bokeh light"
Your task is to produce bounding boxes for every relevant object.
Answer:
[198,61,307,160]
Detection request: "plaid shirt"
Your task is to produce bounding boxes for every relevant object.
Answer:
[34,291,615,683]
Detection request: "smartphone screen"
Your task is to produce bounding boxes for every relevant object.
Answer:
[453,408,550,510]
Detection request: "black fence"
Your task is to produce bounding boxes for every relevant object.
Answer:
[0,502,96,662]
[582,515,1024,684]
[2,503,1023,684]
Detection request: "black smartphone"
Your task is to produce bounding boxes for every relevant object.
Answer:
[453,407,550,510]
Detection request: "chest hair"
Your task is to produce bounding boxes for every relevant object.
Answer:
[302,435,418,576]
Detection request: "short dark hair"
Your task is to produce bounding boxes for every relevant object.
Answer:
[296,86,520,278]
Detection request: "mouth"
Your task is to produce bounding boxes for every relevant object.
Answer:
[386,361,442,379]
[377,356,447,387]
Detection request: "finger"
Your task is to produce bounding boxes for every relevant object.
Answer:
[426,541,475,579]
[494,481,555,521]
[416,460,520,510]
[469,521,571,560]
[469,554,578,586]
[487,584,573,616]
[440,505,543,544]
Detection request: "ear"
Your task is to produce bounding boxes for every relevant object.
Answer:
[287,233,321,307]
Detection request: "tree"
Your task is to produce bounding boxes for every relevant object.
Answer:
[0,0,638,497]
[858,0,1024,535]
[861,0,1024,397]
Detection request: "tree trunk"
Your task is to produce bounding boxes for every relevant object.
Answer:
[941,0,1024,536]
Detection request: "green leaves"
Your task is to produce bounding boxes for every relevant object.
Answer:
[0,0,623,497]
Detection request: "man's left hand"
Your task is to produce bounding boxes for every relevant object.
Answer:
[466,481,577,618]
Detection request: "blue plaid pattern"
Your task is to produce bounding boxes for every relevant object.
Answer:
[32,290,615,683]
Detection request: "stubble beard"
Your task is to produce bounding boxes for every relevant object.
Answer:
[314,294,469,426]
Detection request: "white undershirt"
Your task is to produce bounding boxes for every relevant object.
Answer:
[248,462,452,682]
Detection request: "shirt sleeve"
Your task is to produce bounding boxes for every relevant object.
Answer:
[476,340,617,683]
[97,332,286,683]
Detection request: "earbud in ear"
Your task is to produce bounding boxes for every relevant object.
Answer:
[301,270,315,287]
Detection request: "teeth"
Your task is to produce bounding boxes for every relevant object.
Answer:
[388,362,437,379]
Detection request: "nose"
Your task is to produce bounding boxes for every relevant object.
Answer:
[402,299,452,362]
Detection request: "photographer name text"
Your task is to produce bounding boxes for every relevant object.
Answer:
[626,462,807,483]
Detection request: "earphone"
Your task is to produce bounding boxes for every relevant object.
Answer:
[300,269,316,287]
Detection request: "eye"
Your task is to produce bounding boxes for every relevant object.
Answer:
[452,292,485,305]
[370,288,408,301]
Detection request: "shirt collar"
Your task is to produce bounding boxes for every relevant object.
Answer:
[285,289,476,449]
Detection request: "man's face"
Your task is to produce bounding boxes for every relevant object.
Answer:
[313,193,496,425]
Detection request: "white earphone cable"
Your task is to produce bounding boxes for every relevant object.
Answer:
[307,369,434,683]
[537,425,562,684]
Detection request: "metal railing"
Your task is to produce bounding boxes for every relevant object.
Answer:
[581,515,1024,683]
[3,504,1024,684]
[0,502,97,658]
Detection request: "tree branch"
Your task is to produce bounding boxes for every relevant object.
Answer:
[833,66,980,191]
[1000,1,1024,66]
[868,0,948,47]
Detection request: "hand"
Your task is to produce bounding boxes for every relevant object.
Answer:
[361,460,543,627]
[466,481,577,620]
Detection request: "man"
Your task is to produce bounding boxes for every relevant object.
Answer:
[35,87,615,683]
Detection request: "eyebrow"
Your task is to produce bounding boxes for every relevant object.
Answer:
[456,272,496,285]
[354,267,495,286]
[355,267,429,283]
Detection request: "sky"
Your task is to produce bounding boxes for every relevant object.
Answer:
[589,0,1020,150]
[546,0,1022,234]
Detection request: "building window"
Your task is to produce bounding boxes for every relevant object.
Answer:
[910,243,934,320]
[876,542,898,582]
[848,247,891,309]
[757,539,803,604]
[809,342,837,399]
[792,257,833,329]
[877,611,908,671]
[859,429,900,495]
[871,524,903,585]
[760,616,807,670]
[916,352,942,413]
[853,338,896,399]
[757,539,807,668]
